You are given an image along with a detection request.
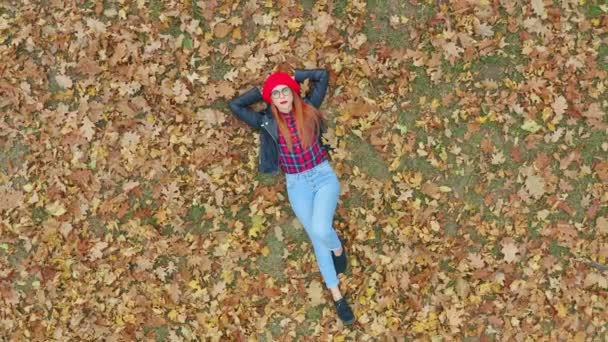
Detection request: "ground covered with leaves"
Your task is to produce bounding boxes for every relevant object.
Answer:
[1,0,607,340]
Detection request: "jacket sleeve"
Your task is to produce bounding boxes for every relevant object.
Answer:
[294,68,329,109]
[228,87,265,130]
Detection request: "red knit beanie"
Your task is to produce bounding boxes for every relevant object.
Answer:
[262,72,300,104]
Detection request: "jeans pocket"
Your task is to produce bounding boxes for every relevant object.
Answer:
[317,161,331,172]
[286,175,297,191]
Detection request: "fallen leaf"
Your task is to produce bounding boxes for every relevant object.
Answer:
[583,103,604,120]
[525,174,546,199]
[521,119,541,133]
[501,241,519,263]
[80,116,96,141]
[45,200,67,217]
[531,0,546,18]
[306,280,325,306]
[213,22,231,38]
[55,74,73,89]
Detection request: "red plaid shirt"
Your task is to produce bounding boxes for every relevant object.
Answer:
[278,111,328,174]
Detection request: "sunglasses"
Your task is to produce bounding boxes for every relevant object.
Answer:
[271,87,292,98]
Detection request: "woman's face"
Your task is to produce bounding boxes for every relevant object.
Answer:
[271,85,293,113]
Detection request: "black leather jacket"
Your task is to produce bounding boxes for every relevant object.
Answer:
[228,69,333,174]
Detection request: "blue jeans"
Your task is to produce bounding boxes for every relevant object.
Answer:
[285,160,342,289]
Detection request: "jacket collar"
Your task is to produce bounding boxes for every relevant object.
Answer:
[261,109,278,142]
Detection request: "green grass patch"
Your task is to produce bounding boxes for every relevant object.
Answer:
[333,0,349,19]
[442,217,460,237]
[409,66,432,93]
[548,240,572,259]
[283,219,310,263]
[261,316,284,340]
[585,4,603,18]
[185,203,211,235]
[296,305,323,341]
[47,72,64,93]
[142,325,169,342]
[474,55,511,81]
[79,0,94,10]
[346,134,390,180]
[0,141,29,174]
[283,219,308,244]
[363,1,404,48]
[31,206,49,225]
[306,304,323,320]
[503,32,524,57]
[343,187,365,210]
[467,227,488,247]
[209,58,232,81]
[5,241,29,268]
[256,233,287,282]
[14,275,40,294]
[161,17,182,37]
[256,171,279,186]
[579,130,606,164]
[148,0,163,20]
[364,0,436,49]
[301,0,315,12]
[598,43,608,71]
[191,0,204,22]
[87,216,108,238]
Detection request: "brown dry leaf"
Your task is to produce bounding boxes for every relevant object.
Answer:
[421,181,440,199]
[596,216,608,235]
[455,277,470,298]
[445,307,465,328]
[217,81,236,99]
[583,272,607,289]
[213,22,232,38]
[88,241,108,261]
[583,103,604,120]
[467,253,485,269]
[443,42,463,61]
[551,95,567,118]
[0,186,24,211]
[594,161,608,182]
[196,108,225,126]
[231,44,252,59]
[341,99,375,118]
[80,116,96,141]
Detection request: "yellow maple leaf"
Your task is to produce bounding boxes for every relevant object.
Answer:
[232,27,241,40]
[188,280,201,290]
[412,312,438,333]
[155,208,168,225]
[287,18,303,31]
[168,309,178,321]
[555,303,567,318]
[248,214,266,238]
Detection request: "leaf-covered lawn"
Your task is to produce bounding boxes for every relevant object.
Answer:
[1,0,607,340]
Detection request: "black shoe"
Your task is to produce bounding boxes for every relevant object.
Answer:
[334,297,355,325]
[331,237,347,275]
